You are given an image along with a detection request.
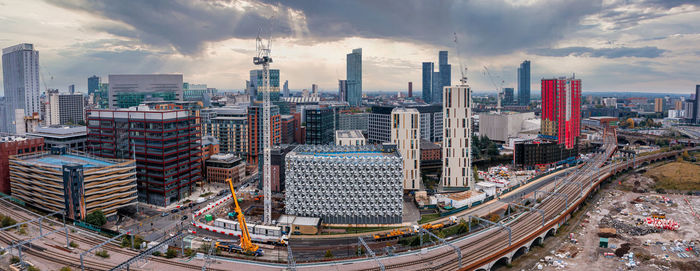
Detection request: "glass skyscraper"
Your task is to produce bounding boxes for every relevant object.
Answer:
[422,62,434,103]
[2,43,40,133]
[437,51,451,104]
[250,69,280,102]
[346,48,362,106]
[518,60,531,106]
[88,75,100,95]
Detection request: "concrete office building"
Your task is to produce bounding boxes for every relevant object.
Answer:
[108,74,183,108]
[2,44,41,133]
[205,154,245,185]
[0,134,44,194]
[369,105,442,144]
[9,148,137,219]
[346,48,362,106]
[86,107,201,206]
[478,112,537,142]
[285,144,403,224]
[47,93,84,125]
[391,108,421,190]
[335,130,365,146]
[442,85,473,189]
[28,125,87,151]
[517,60,531,106]
[337,112,368,133]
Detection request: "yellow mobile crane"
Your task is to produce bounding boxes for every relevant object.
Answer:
[215,179,263,256]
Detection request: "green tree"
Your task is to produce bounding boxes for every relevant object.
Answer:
[324,249,334,258]
[165,248,178,259]
[85,210,106,227]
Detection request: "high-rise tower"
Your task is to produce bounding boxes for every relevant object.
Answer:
[517,60,531,106]
[346,48,362,106]
[442,75,473,189]
[392,108,421,190]
[541,76,581,149]
[422,62,434,103]
[2,44,40,133]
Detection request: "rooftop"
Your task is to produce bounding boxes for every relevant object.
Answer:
[420,140,440,150]
[29,126,87,137]
[335,130,364,139]
[446,190,483,201]
[277,215,321,226]
[208,153,241,162]
[202,136,219,146]
[0,135,39,143]
[289,144,399,158]
[16,152,115,168]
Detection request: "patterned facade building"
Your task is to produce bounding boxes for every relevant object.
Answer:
[285,145,403,224]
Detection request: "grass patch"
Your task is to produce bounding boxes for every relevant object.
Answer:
[200,192,214,197]
[418,213,441,224]
[645,161,700,191]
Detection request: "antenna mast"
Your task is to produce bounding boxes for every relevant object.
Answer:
[254,29,273,225]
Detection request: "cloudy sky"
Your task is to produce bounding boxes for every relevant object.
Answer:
[0,0,698,95]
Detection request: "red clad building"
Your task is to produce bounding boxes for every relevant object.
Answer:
[247,105,281,165]
[0,135,44,194]
[541,77,581,149]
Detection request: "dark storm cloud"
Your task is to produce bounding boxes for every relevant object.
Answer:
[528,46,667,58]
[48,0,605,56]
[46,0,694,58]
[47,0,284,54]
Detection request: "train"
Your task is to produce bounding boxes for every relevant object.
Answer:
[212,218,288,245]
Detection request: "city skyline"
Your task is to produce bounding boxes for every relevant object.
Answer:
[0,1,698,96]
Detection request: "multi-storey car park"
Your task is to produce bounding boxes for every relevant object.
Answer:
[285,144,403,224]
[8,147,137,220]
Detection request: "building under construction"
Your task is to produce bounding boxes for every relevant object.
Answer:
[285,144,403,224]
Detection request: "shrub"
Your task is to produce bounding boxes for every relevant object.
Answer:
[10,256,20,264]
[324,249,333,258]
[27,266,40,271]
[152,251,162,257]
[85,210,106,227]
[165,248,178,259]
[1,216,17,228]
[95,250,110,258]
[60,267,72,271]
[69,241,79,248]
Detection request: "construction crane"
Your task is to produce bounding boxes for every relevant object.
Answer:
[217,178,263,256]
[483,66,505,114]
[253,28,273,225]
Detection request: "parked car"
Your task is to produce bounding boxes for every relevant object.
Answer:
[171,209,179,214]
[161,212,169,217]
[181,215,188,221]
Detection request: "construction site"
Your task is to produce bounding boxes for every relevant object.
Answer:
[510,159,700,271]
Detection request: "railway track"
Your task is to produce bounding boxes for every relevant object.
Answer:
[0,198,231,271]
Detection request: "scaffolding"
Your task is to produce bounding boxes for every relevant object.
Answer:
[285,145,403,224]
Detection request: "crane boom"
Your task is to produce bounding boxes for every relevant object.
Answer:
[226,178,259,255]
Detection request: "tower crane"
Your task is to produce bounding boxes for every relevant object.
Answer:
[215,179,263,256]
[483,66,505,114]
[253,28,273,225]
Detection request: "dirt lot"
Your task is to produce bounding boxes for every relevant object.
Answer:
[513,187,700,270]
